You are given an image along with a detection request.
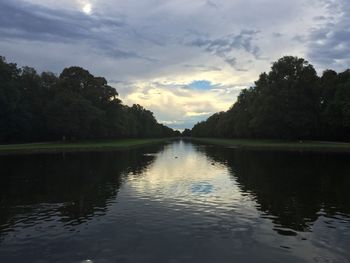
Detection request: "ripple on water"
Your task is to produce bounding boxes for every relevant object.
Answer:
[1,141,350,263]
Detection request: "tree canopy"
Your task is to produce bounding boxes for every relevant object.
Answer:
[0,56,179,143]
[191,56,350,141]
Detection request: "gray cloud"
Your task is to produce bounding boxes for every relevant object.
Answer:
[205,0,219,9]
[0,0,153,60]
[188,30,260,70]
[0,0,123,40]
[306,0,350,70]
[182,64,222,72]
[273,32,283,38]
[313,15,328,21]
[292,35,306,43]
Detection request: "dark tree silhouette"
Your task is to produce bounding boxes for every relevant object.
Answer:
[0,56,179,143]
[191,56,350,141]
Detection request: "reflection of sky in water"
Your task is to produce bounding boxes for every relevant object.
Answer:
[121,141,350,262]
[1,140,350,263]
[191,182,214,194]
[126,141,256,215]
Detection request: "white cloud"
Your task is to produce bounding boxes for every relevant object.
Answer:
[116,80,243,129]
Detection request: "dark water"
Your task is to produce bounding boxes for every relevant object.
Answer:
[1,140,350,263]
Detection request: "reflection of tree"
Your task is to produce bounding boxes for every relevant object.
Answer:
[0,144,163,236]
[197,144,350,233]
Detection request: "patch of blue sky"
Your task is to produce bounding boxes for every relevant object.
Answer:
[188,80,214,90]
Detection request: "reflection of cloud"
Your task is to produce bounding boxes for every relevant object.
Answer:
[191,182,214,194]
[127,141,243,208]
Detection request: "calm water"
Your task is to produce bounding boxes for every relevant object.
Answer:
[1,140,350,263]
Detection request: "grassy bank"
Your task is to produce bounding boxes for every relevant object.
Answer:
[0,138,174,155]
[191,138,350,152]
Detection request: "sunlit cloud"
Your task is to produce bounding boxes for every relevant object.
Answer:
[186,112,213,117]
[118,80,244,130]
[82,3,92,14]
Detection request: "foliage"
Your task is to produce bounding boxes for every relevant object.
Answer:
[0,56,179,143]
[191,56,350,141]
[181,129,192,137]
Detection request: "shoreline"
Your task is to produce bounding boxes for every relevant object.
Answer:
[0,138,175,155]
[2,137,350,155]
[190,138,350,153]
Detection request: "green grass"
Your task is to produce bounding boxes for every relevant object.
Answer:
[0,138,174,155]
[3,137,350,155]
[191,138,350,152]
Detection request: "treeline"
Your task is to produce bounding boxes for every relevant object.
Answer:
[0,56,179,143]
[191,56,350,141]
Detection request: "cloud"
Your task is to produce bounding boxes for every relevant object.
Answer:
[0,0,151,60]
[182,64,222,72]
[188,30,260,70]
[0,1,124,39]
[205,0,219,9]
[1,0,347,129]
[273,32,283,38]
[186,111,213,117]
[306,0,350,71]
[118,80,244,130]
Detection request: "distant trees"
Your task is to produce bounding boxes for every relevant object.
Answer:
[192,56,350,141]
[181,129,192,137]
[0,56,179,143]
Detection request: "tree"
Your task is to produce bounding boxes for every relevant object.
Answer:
[249,56,320,139]
[0,56,177,143]
[190,56,350,141]
[182,129,191,137]
[0,56,22,142]
[321,70,350,141]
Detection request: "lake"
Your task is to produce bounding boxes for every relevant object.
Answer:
[1,140,350,262]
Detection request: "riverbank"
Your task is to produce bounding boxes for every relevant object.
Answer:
[0,138,174,155]
[190,138,350,152]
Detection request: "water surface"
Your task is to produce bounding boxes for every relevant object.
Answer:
[1,140,350,262]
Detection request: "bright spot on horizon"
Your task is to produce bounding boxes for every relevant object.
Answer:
[82,3,92,14]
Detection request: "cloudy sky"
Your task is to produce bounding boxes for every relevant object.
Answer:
[0,0,349,130]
